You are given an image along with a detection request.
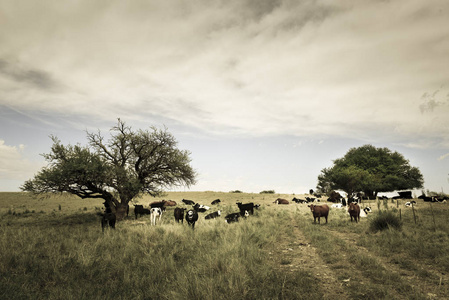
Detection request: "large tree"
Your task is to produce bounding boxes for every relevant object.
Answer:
[316,144,424,199]
[22,120,196,220]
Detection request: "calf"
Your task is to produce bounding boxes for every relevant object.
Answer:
[348,202,360,223]
[225,212,240,224]
[308,204,329,224]
[274,198,289,205]
[182,199,195,205]
[150,207,163,225]
[205,210,221,219]
[101,213,116,232]
[185,209,199,229]
[134,204,151,219]
[174,207,186,223]
[236,202,255,215]
[211,199,221,205]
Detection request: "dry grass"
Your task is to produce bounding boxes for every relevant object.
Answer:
[1,192,448,299]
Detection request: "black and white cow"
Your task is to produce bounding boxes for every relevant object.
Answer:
[236,202,254,215]
[225,212,240,224]
[150,207,163,225]
[193,203,210,212]
[185,209,199,229]
[211,199,221,205]
[205,210,221,219]
[292,197,307,204]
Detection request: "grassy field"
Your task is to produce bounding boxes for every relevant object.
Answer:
[0,192,448,299]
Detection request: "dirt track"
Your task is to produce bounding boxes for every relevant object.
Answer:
[269,211,448,300]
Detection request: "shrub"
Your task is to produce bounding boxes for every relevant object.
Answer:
[369,211,402,232]
[260,190,275,194]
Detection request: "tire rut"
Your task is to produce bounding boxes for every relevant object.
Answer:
[269,215,350,299]
[322,227,448,299]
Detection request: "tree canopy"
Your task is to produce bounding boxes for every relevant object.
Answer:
[22,120,196,219]
[316,144,424,199]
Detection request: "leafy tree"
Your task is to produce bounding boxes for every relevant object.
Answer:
[316,145,424,199]
[22,120,196,220]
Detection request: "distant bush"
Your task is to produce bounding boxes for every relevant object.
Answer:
[229,190,243,193]
[369,211,402,232]
[260,190,275,194]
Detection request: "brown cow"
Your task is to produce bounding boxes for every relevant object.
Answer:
[274,198,289,205]
[309,204,329,224]
[163,200,177,207]
[348,202,360,222]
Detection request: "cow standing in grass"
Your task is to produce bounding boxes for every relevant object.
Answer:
[134,205,151,219]
[236,202,254,215]
[101,213,116,232]
[150,207,163,225]
[185,209,199,229]
[348,202,360,223]
[308,204,329,224]
[174,207,186,223]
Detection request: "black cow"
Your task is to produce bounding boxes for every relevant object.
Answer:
[150,201,166,211]
[211,199,221,205]
[292,197,307,204]
[101,213,116,232]
[185,209,199,229]
[205,210,221,219]
[134,205,151,219]
[225,212,240,224]
[236,202,254,215]
[174,207,186,223]
[182,199,196,205]
[305,197,316,203]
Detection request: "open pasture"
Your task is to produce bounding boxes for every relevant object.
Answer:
[1,192,448,299]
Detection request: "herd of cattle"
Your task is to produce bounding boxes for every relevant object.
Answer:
[130,198,260,230]
[101,191,446,231]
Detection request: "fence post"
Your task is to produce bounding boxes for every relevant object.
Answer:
[429,202,437,232]
[412,203,417,224]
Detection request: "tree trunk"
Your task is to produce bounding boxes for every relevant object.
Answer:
[115,202,129,221]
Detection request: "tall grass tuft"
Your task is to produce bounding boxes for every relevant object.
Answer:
[369,211,402,232]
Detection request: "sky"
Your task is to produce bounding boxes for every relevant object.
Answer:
[0,0,448,195]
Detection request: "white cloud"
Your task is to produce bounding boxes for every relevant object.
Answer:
[1,0,449,147]
[0,140,44,180]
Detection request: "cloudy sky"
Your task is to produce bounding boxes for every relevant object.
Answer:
[1,0,448,195]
